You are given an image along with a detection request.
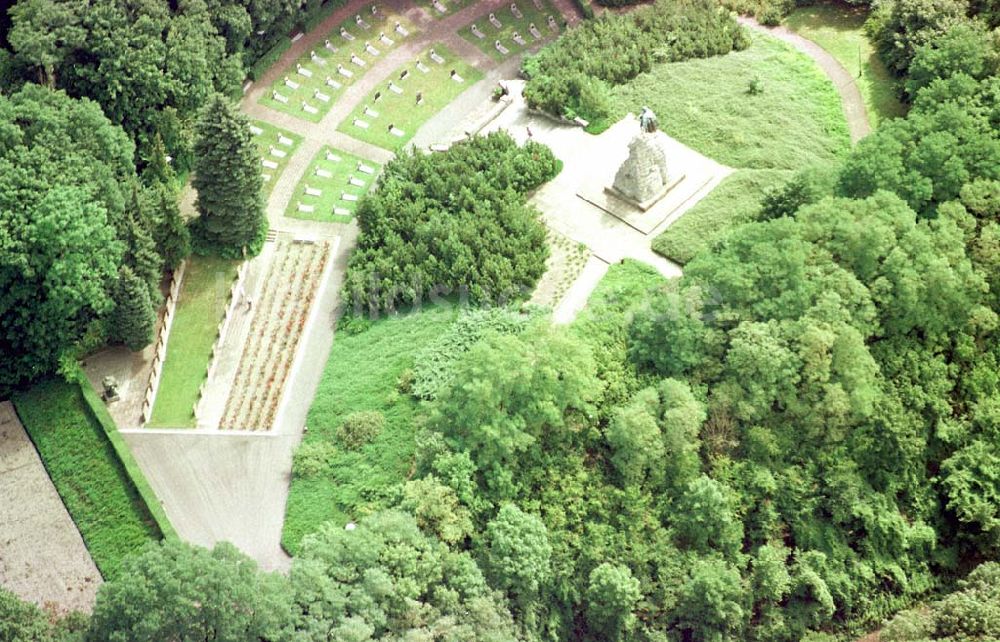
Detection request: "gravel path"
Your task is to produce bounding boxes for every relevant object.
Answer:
[737,16,871,143]
[0,402,102,613]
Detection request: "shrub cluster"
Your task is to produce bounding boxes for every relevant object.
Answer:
[343,132,560,313]
[522,0,748,123]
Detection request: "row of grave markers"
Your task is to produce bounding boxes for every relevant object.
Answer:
[271,6,412,116]
[296,151,378,217]
[250,124,296,183]
[349,48,452,135]
[472,12,560,56]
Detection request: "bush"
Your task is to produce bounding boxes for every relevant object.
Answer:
[336,411,385,450]
[411,307,539,400]
[343,132,559,312]
[522,0,747,122]
[293,440,338,478]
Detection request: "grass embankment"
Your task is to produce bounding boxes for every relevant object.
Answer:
[148,255,240,427]
[250,119,302,197]
[282,306,459,554]
[613,34,849,264]
[783,2,906,126]
[13,380,161,580]
[336,44,482,151]
[653,169,791,265]
[285,146,381,223]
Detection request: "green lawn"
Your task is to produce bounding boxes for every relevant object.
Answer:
[250,119,302,197]
[148,255,240,427]
[336,44,482,151]
[285,146,381,223]
[610,33,851,170]
[458,0,560,61]
[258,5,418,123]
[12,380,161,579]
[653,169,792,265]
[784,2,906,126]
[282,305,459,554]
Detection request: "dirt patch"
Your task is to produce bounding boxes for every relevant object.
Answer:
[0,401,102,614]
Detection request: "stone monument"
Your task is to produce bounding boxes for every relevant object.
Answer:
[607,107,672,210]
[102,376,120,403]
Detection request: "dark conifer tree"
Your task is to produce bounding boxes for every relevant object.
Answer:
[191,94,266,257]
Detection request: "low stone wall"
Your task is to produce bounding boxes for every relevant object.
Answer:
[193,261,248,422]
[140,261,186,425]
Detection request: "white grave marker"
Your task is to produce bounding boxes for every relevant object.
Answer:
[302,102,319,114]
[249,125,264,136]
[272,91,289,103]
[315,168,333,178]
[262,159,279,169]
[395,22,409,37]
[353,118,370,129]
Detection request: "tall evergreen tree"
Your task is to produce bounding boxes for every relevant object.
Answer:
[110,265,155,352]
[123,186,163,303]
[141,132,176,187]
[191,93,265,257]
[147,182,191,271]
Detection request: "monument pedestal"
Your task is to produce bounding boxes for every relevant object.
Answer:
[604,171,686,212]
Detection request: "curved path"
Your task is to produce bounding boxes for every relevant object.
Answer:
[737,16,870,143]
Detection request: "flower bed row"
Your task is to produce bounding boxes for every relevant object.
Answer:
[220,241,330,430]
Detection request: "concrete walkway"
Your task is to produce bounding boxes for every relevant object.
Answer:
[738,16,871,143]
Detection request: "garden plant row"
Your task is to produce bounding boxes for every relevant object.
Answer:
[220,240,330,430]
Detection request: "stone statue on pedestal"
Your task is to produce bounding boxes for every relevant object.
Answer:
[611,107,669,206]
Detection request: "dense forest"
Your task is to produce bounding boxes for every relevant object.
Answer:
[2,0,1000,640]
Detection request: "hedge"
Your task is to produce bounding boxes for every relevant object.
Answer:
[247,37,292,81]
[74,368,178,542]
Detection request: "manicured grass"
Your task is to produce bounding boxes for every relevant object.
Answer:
[418,0,478,19]
[250,119,302,197]
[258,5,417,123]
[148,255,240,427]
[282,305,459,554]
[12,379,160,580]
[336,45,483,151]
[784,2,906,126]
[458,0,561,61]
[610,34,851,170]
[285,146,381,223]
[653,169,791,265]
